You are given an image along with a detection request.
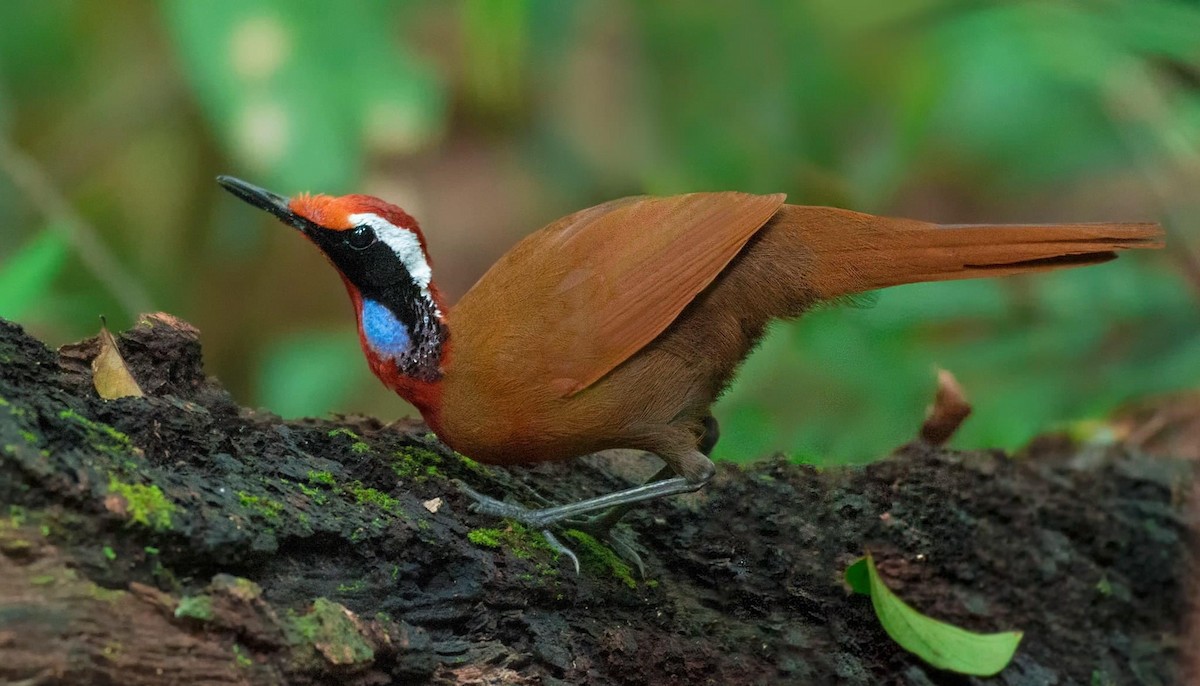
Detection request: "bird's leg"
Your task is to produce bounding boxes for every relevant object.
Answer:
[457,462,711,529]
[460,416,720,529]
[458,462,712,576]
[458,419,719,575]
[456,463,679,577]
[697,415,722,458]
[579,415,721,532]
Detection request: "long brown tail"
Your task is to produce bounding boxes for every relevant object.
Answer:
[774,205,1165,299]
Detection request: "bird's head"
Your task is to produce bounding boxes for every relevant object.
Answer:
[216,175,436,300]
[218,175,449,406]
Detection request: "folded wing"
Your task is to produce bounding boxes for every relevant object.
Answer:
[451,192,786,398]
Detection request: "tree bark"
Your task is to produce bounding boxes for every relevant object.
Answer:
[0,314,1194,685]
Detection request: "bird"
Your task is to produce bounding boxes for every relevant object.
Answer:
[217,175,1163,547]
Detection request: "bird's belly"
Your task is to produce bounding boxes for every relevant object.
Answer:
[432,376,641,466]
[435,352,714,466]
[434,416,599,466]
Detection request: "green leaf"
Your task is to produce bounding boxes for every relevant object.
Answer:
[847,553,1023,676]
[844,557,870,595]
[0,230,69,320]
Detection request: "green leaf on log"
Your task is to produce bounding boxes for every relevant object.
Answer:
[845,553,1023,676]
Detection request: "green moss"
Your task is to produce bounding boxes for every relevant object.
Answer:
[30,573,56,586]
[406,446,442,462]
[0,538,31,556]
[467,528,503,548]
[296,481,328,506]
[454,452,491,475]
[466,522,558,561]
[19,430,37,444]
[336,579,366,593]
[8,504,27,526]
[288,598,375,665]
[306,470,336,486]
[351,485,401,513]
[105,475,175,530]
[175,594,214,621]
[563,529,638,589]
[3,507,60,542]
[88,583,125,603]
[144,546,160,555]
[405,437,488,475]
[233,643,253,668]
[238,491,284,519]
[152,561,177,588]
[102,545,116,561]
[390,446,444,481]
[327,427,360,441]
[328,428,371,454]
[0,396,27,419]
[236,577,263,598]
[59,409,135,454]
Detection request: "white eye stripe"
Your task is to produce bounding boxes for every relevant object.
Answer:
[347,212,441,316]
[347,212,433,289]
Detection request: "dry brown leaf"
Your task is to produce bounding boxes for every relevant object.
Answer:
[92,317,144,399]
[919,368,971,447]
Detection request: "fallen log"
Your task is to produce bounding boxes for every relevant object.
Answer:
[0,314,1193,684]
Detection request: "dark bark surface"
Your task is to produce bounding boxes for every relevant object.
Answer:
[0,314,1194,685]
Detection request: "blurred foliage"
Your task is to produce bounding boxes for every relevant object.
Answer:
[0,230,68,320]
[0,1,1197,465]
[163,0,444,193]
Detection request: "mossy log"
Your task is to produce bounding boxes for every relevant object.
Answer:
[0,314,1195,685]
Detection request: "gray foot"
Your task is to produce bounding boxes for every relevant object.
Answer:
[455,480,651,577]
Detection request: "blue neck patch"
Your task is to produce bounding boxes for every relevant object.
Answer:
[361,298,411,358]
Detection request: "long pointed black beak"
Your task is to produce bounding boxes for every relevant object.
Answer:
[216,175,316,233]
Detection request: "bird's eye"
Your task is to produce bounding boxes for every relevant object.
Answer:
[347,225,376,250]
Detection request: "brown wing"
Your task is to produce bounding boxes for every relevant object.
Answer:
[450,192,786,398]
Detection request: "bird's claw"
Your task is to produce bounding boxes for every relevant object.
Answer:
[540,529,580,574]
[454,478,553,524]
[556,513,646,579]
[453,480,645,578]
[457,481,525,517]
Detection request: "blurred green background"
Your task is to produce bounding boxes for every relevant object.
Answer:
[1,0,1197,465]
